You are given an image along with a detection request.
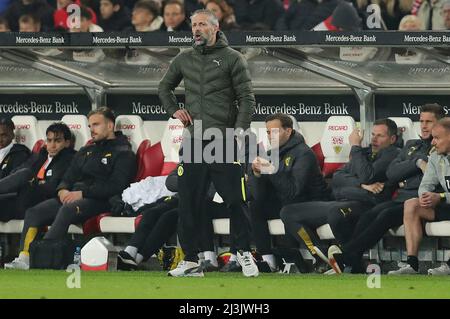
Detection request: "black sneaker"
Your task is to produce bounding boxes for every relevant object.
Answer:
[117,251,138,271]
[201,260,219,272]
[219,260,241,272]
[256,260,278,273]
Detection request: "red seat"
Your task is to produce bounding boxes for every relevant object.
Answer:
[82,212,111,235]
[311,143,325,171]
[134,141,165,182]
[160,161,178,176]
[32,139,45,154]
[134,214,143,229]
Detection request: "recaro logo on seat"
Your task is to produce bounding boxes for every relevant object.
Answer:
[68,124,82,129]
[328,125,348,131]
[119,124,136,130]
[15,124,31,129]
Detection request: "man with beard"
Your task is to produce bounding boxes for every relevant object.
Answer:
[159,9,257,277]
[247,113,330,273]
[328,103,444,273]
[5,107,136,270]
[388,117,450,275]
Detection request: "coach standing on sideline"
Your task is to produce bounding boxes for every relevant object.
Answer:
[158,9,257,277]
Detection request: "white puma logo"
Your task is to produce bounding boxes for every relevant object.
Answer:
[213,59,221,66]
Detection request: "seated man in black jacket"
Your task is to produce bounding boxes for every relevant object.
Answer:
[0,122,76,222]
[0,118,30,179]
[281,118,400,271]
[5,107,136,270]
[248,113,330,272]
[328,103,445,273]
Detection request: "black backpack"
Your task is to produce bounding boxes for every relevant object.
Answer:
[29,238,76,270]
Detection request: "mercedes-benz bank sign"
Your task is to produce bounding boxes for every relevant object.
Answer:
[0,94,90,120]
[107,94,360,122]
[376,95,450,120]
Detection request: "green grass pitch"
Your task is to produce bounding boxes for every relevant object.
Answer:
[1,270,450,299]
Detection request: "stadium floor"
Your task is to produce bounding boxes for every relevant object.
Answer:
[1,270,450,299]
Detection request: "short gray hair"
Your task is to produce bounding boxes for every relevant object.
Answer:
[191,9,219,27]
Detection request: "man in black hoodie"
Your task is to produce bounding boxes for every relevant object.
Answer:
[281,118,400,270]
[5,0,54,31]
[98,0,132,31]
[0,122,75,222]
[0,118,30,179]
[328,103,445,273]
[5,107,136,270]
[248,113,330,272]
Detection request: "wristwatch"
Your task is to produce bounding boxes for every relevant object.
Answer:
[440,193,446,202]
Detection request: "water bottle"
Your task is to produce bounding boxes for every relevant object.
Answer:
[73,246,81,266]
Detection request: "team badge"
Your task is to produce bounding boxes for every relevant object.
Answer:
[177,165,184,176]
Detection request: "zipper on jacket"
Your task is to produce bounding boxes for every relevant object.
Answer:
[200,54,205,126]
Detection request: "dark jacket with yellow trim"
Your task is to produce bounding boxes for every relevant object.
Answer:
[57,132,136,200]
[386,138,433,202]
[248,131,330,206]
[331,144,400,204]
[0,144,30,179]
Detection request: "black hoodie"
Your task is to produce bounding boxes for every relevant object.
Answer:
[248,131,330,206]
[98,6,132,31]
[0,143,30,179]
[57,131,136,200]
[6,0,54,31]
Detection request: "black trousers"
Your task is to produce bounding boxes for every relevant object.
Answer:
[130,198,231,261]
[19,198,110,250]
[0,168,35,221]
[178,139,251,262]
[280,200,371,254]
[250,195,283,255]
[342,200,404,268]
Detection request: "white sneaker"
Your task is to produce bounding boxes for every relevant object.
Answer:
[237,251,259,277]
[167,260,204,277]
[323,268,337,275]
[4,258,30,270]
[388,263,418,275]
[428,263,450,276]
[327,245,343,274]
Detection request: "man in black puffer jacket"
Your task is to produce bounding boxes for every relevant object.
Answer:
[248,113,330,272]
[0,122,75,222]
[281,118,400,270]
[159,9,257,278]
[0,118,30,179]
[327,103,445,274]
[5,107,136,270]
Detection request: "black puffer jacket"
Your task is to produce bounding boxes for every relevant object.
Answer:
[248,131,330,205]
[331,144,400,204]
[386,138,433,202]
[159,31,255,135]
[24,147,77,199]
[57,132,136,200]
[0,144,30,179]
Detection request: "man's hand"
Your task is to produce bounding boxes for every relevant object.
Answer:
[252,157,262,177]
[62,191,83,204]
[252,156,275,177]
[361,182,384,194]
[419,192,440,208]
[173,109,193,127]
[349,128,363,146]
[58,189,70,203]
